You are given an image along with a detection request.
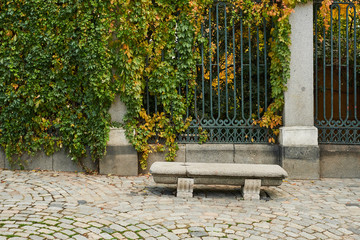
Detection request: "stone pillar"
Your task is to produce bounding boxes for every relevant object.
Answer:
[279,1,320,179]
[100,96,139,176]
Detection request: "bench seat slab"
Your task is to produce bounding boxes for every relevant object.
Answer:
[150,162,287,186]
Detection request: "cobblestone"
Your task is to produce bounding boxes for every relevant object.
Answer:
[0,170,359,239]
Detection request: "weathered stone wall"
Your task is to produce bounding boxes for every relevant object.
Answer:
[1,149,97,172]
[142,144,280,174]
[1,141,360,178]
[320,145,360,178]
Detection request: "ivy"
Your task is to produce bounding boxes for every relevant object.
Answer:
[0,0,113,167]
[1,0,339,170]
[110,0,211,168]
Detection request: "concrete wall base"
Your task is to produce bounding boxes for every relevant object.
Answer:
[100,128,138,176]
[320,145,360,178]
[186,144,234,163]
[140,144,186,174]
[143,144,280,174]
[0,150,5,169]
[0,128,138,176]
[2,149,97,172]
[2,138,359,179]
[280,146,320,179]
[100,145,138,176]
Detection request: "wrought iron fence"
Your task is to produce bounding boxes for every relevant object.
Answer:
[144,1,273,143]
[314,0,360,144]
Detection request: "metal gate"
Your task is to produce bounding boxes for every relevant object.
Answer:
[314,0,360,144]
[144,1,273,144]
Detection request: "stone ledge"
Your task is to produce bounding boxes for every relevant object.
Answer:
[279,126,318,146]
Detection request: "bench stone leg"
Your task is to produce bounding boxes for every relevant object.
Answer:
[242,179,261,200]
[176,178,194,198]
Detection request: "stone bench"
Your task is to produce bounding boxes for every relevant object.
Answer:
[150,162,288,200]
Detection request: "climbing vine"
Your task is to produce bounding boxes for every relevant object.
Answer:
[0,1,113,168]
[110,0,212,168]
[0,0,340,170]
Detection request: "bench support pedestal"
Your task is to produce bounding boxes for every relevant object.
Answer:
[242,179,261,200]
[177,178,194,198]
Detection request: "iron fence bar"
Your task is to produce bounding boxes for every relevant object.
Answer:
[248,25,252,124]
[322,16,326,121]
[354,5,358,121]
[146,78,150,114]
[209,8,214,121]
[337,6,342,123]
[240,14,245,121]
[216,3,221,122]
[264,19,268,108]
[201,23,205,121]
[256,26,260,118]
[346,4,350,120]
[314,4,318,122]
[232,11,237,123]
[186,79,189,118]
[330,5,335,122]
[224,4,229,120]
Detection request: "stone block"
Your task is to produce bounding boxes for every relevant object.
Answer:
[53,149,97,172]
[100,145,138,176]
[0,149,5,169]
[186,144,234,163]
[320,145,360,178]
[279,126,318,146]
[176,178,194,198]
[242,179,261,201]
[281,146,320,179]
[109,95,127,123]
[5,151,53,171]
[107,128,130,146]
[234,144,279,164]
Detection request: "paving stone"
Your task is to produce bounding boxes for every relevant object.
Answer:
[99,232,113,239]
[109,223,126,232]
[190,231,209,237]
[299,231,316,239]
[172,228,188,234]
[123,231,139,239]
[28,236,44,240]
[0,171,359,240]
[53,232,69,239]
[73,235,88,240]
[146,228,162,237]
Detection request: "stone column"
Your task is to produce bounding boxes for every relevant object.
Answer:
[100,96,139,176]
[279,1,320,179]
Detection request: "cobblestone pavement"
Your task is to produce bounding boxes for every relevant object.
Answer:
[0,170,359,240]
